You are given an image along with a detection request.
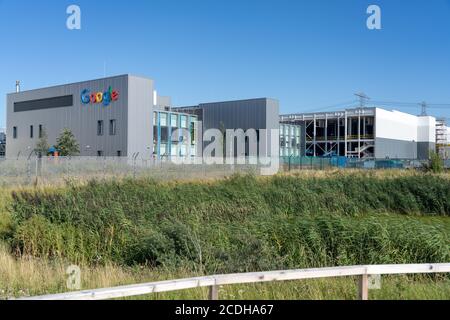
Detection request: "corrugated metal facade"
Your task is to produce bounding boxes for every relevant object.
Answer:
[196,98,280,157]
[6,75,132,158]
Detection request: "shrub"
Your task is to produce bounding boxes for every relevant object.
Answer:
[6,174,450,271]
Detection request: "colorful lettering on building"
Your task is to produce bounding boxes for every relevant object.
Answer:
[81,86,119,106]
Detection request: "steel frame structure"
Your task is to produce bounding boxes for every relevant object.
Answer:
[280,108,376,158]
[436,118,449,158]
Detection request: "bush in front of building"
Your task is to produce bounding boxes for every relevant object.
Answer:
[423,151,445,174]
[55,128,80,156]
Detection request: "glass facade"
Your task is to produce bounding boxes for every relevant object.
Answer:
[153,111,198,159]
[280,123,301,157]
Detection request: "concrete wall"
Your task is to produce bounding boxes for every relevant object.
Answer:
[6,75,129,158]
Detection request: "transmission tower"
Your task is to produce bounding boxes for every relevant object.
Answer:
[420,101,428,116]
[354,92,370,108]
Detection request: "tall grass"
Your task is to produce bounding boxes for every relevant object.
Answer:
[4,174,450,272]
[1,242,449,300]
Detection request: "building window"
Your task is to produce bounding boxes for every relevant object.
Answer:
[160,144,167,156]
[97,120,104,136]
[153,112,158,126]
[109,119,117,136]
[190,119,196,145]
[171,114,178,127]
[180,115,188,128]
[13,127,17,139]
[30,125,34,139]
[160,113,168,127]
[171,144,178,156]
[161,127,169,143]
[39,125,43,138]
[97,150,103,157]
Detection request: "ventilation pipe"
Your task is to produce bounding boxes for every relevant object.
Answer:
[153,90,158,107]
[15,81,20,93]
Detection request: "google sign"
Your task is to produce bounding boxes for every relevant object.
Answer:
[81,86,119,106]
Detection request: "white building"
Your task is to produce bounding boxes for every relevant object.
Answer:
[280,107,437,160]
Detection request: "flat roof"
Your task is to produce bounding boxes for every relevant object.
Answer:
[7,74,152,95]
[280,107,376,121]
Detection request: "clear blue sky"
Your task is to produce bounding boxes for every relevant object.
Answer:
[1,0,450,128]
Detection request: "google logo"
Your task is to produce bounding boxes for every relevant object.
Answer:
[81,86,119,106]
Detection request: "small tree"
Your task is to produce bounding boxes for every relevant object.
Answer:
[423,151,444,173]
[35,128,49,157]
[56,128,80,156]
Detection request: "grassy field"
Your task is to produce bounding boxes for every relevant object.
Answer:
[0,170,449,299]
[1,243,449,300]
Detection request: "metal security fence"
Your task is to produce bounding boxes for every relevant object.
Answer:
[1,156,448,186]
[0,157,264,187]
[281,156,435,171]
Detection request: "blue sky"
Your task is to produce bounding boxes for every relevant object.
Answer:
[1,0,450,127]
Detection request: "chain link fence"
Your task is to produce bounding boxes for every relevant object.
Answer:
[1,156,448,187]
[280,156,444,171]
[0,157,264,187]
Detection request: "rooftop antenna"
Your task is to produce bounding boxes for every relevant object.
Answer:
[354,92,370,108]
[420,101,428,116]
[15,80,20,93]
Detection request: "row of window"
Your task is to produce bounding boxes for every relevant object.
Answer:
[97,119,117,136]
[156,143,196,157]
[96,150,122,157]
[280,124,301,137]
[12,125,45,139]
[154,112,190,128]
[12,121,117,140]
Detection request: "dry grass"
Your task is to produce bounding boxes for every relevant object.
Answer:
[282,168,450,179]
[1,241,449,300]
[1,171,449,300]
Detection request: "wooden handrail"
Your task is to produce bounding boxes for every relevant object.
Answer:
[17,263,450,301]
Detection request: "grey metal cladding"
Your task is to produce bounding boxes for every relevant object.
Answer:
[375,138,433,160]
[417,142,435,160]
[127,76,154,159]
[6,75,129,158]
[199,98,274,131]
[198,98,280,157]
[265,98,280,130]
[14,95,73,112]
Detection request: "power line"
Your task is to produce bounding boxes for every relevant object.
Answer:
[299,100,360,113]
[355,92,370,108]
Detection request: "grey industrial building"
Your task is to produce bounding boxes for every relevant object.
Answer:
[5,74,448,162]
[0,129,5,157]
[174,98,280,158]
[5,75,280,159]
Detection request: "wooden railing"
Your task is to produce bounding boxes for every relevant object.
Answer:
[18,263,450,301]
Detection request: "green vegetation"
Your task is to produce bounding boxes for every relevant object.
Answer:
[35,128,49,156]
[0,171,449,299]
[55,128,80,156]
[424,151,445,174]
[6,173,450,269]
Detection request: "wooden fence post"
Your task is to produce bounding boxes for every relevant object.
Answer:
[209,285,219,300]
[358,274,369,300]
